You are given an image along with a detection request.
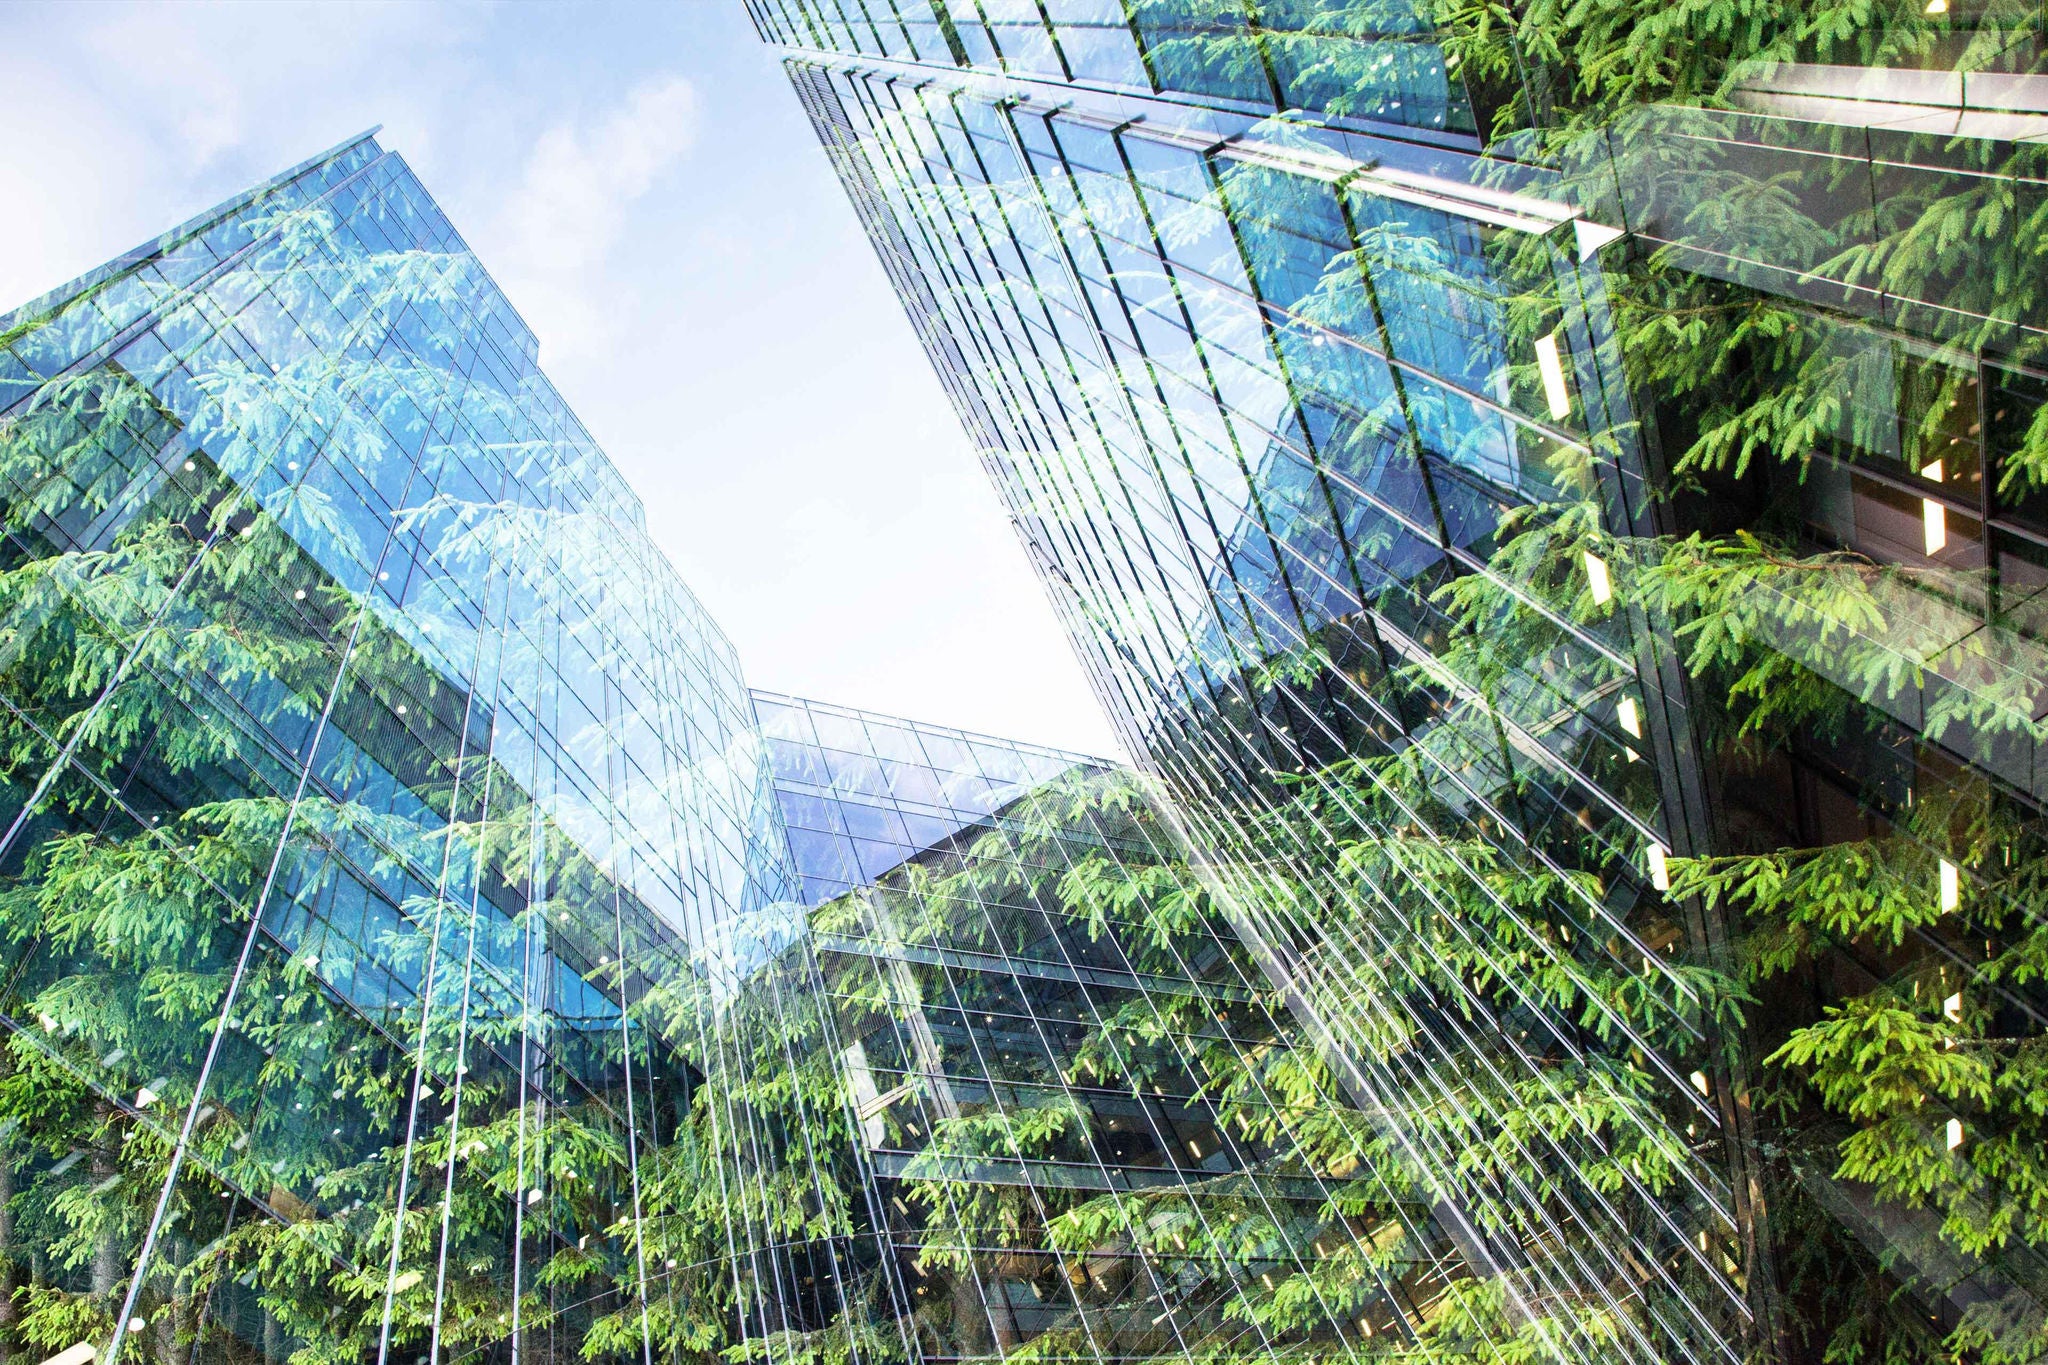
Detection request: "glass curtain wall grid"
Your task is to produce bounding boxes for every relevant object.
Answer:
[755,4,2048,1364]
[751,694,1461,1365]
[0,133,835,1365]
[755,691,1100,906]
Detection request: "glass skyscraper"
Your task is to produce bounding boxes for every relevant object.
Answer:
[753,695,1449,1364]
[751,5,2048,1364]
[0,131,818,1365]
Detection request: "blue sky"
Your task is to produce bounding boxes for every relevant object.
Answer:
[0,0,1120,758]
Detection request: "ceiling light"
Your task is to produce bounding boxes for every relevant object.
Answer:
[1534,332,1571,420]
[1582,551,1613,605]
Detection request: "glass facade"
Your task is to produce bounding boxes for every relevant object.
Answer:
[0,124,1460,1365]
[0,133,811,1365]
[753,695,1453,1365]
[757,691,1099,904]
[755,5,2048,1363]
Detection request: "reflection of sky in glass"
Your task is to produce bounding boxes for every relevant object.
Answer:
[751,690,1110,904]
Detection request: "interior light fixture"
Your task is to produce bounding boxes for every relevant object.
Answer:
[40,1342,99,1365]
[1926,0,1948,12]
[1534,332,1572,420]
[1574,219,1626,260]
[1947,1117,1965,1150]
[1690,1070,1710,1098]
[1582,551,1613,605]
[1646,842,1670,892]
[1923,501,1947,553]
[1922,460,1947,554]
[1617,696,1642,739]
[1944,992,1964,1023]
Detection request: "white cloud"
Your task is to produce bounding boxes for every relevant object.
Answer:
[0,0,488,314]
[488,75,700,360]
[76,1,473,169]
[0,57,157,312]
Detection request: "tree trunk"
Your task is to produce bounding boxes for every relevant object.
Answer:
[0,1128,14,1365]
[949,1269,987,1357]
[981,1259,1020,1356]
[152,1301,178,1365]
[151,1237,185,1365]
[90,1111,118,1299]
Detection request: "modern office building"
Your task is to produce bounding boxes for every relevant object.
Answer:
[753,694,1449,1365]
[751,5,2048,1363]
[0,132,825,1365]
